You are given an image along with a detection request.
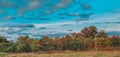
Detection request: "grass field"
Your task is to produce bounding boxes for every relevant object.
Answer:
[1,50,120,57]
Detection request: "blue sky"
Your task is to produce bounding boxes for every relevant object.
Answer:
[0,0,120,40]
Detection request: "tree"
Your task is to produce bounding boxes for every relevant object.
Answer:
[40,36,55,51]
[17,36,31,44]
[30,40,41,52]
[0,43,12,52]
[4,44,17,52]
[84,38,94,50]
[97,30,108,38]
[16,43,31,52]
[81,26,97,38]
[96,38,111,50]
[69,38,84,50]
[110,35,120,47]
[0,36,9,43]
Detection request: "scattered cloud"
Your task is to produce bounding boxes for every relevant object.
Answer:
[29,1,41,9]
[0,0,14,8]
[0,0,120,40]
[3,15,13,20]
[81,3,92,10]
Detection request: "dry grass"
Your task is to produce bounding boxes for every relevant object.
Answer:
[1,50,120,57]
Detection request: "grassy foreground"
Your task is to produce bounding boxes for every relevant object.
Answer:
[1,50,120,57]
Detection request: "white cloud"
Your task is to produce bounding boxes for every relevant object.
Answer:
[55,0,72,8]
[34,11,120,33]
[0,27,10,31]
[29,1,40,9]
[104,24,120,32]
[2,15,13,20]
[88,12,120,23]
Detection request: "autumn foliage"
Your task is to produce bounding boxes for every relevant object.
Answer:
[0,26,120,52]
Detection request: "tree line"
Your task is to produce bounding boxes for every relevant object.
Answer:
[0,26,120,53]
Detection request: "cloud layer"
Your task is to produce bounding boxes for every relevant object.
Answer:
[0,0,120,40]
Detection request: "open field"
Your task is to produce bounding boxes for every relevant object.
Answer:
[1,50,120,57]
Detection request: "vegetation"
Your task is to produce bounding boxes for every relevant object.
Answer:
[6,51,120,57]
[0,26,120,53]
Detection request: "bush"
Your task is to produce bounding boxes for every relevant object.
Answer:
[110,36,120,47]
[16,43,31,52]
[0,36,9,43]
[62,37,85,50]
[96,38,111,50]
[40,44,55,51]
[30,40,41,52]
[0,43,12,52]
[4,44,17,52]
[39,36,55,51]
[84,38,94,50]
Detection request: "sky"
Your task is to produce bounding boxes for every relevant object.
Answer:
[0,0,120,40]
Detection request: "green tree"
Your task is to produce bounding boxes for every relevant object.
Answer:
[0,36,9,43]
[30,40,41,52]
[0,43,11,52]
[16,43,31,52]
[4,44,17,52]
[40,36,55,51]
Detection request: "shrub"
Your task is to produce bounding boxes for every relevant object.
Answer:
[110,36,120,47]
[0,36,9,43]
[0,43,12,52]
[39,36,55,51]
[96,38,111,50]
[63,37,85,50]
[16,43,31,52]
[84,38,94,50]
[30,40,41,52]
[4,44,17,52]
[81,26,97,38]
